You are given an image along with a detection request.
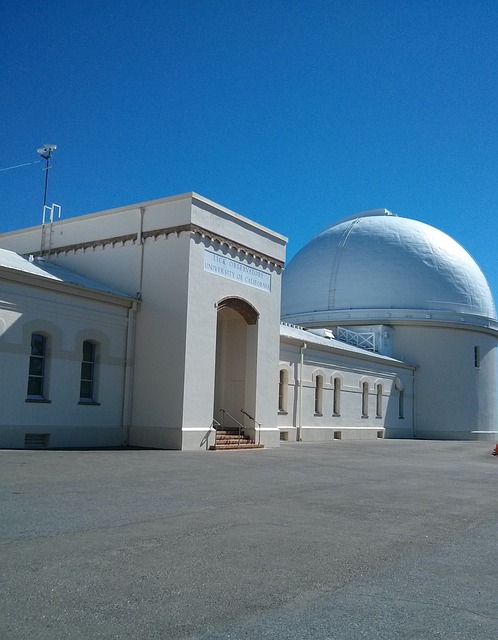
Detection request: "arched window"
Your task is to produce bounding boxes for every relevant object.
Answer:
[361,381,369,418]
[398,388,405,419]
[315,375,323,415]
[80,341,97,402]
[376,384,383,418]
[278,369,289,413]
[394,378,405,419]
[333,377,341,416]
[26,333,48,400]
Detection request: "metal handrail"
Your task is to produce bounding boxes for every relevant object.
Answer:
[219,408,245,446]
[241,410,262,445]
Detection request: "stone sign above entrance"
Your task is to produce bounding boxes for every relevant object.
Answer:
[204,249,271,292]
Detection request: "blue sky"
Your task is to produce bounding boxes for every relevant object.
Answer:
[2,0,498,301]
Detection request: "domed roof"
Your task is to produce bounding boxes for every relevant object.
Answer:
[282,209,496,322]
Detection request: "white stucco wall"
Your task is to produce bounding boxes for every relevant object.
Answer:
[128,232,191,449]
[0,278,130,448]
[278,333,414,442]
[391,324,498,439]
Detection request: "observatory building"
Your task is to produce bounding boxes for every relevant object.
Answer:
[281,209,498,441]
[0,197,496,449]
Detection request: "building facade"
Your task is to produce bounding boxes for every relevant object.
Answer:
[278,324,415,442]
[1,193,285,449]
[1,197,496,449]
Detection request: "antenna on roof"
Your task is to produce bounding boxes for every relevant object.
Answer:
[37,144,57,212]
[37,144,60,257]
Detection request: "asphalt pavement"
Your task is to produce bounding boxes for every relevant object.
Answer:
[1,439,497,639]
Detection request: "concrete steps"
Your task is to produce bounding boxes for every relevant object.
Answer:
[209,429,264,451]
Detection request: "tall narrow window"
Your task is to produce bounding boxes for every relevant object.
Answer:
[376,384,383,418]
[314,375,323,415]
[278,369,288,413]
[80,341,97,402]
[27,333,47,399]
[333,377,341,416]
[361,381,369,418]
[398,388,405,419]
[474,346,481,368]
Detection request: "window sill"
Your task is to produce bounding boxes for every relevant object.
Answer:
[278,410,288,415]
[78,400,101,406]
[332,413,341,418]
[314,412,323,417]
[25,398,51,403]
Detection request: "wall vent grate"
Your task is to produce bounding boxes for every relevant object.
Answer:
[24,433,50,449]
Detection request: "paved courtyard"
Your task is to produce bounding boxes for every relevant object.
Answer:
[1,440,497,639]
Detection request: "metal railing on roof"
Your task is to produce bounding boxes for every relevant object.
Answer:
[337,327,376,352]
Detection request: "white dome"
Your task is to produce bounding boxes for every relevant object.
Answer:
[282,210,496,322]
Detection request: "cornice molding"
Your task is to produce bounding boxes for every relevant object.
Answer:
[31,223,285,268]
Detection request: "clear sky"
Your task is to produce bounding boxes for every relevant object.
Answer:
[2,1,498,302]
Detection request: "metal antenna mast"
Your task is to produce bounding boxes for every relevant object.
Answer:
[37,144,57,211]
[37,144,58,257]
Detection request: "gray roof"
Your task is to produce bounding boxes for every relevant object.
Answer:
[0,248,133,299]
[280,322,407,364]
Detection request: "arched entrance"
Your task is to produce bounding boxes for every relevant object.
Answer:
[214,298,259,434]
